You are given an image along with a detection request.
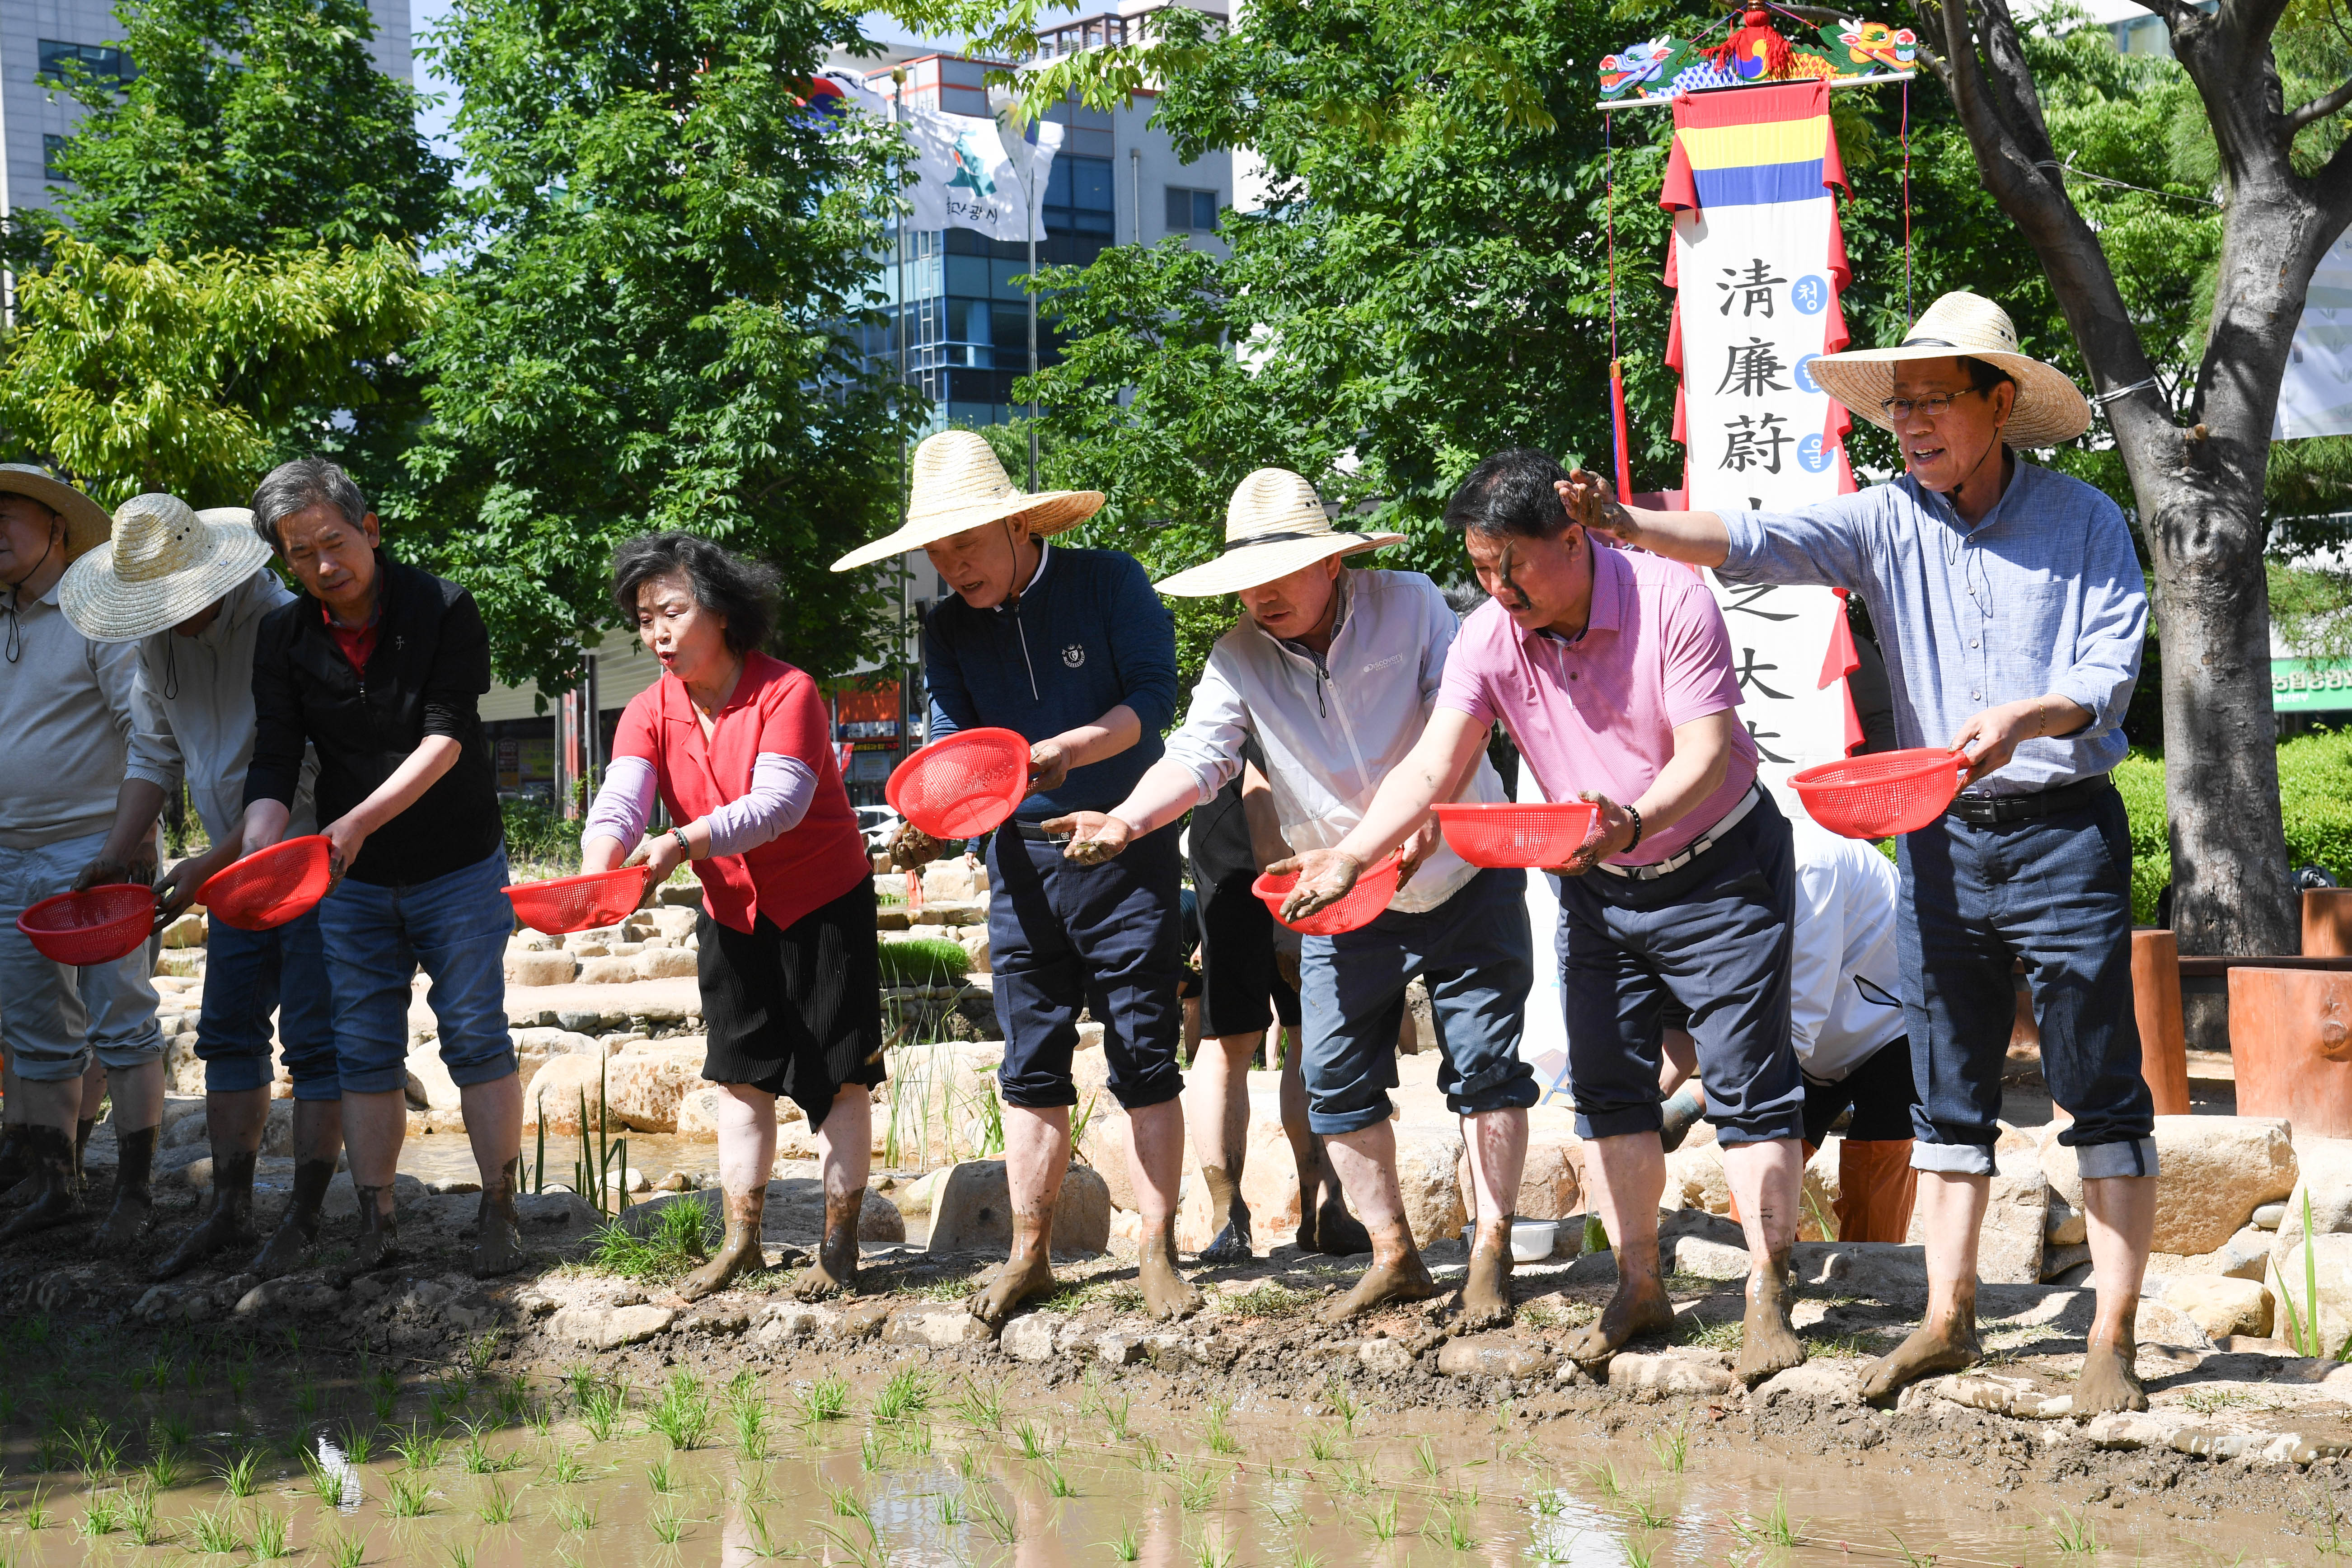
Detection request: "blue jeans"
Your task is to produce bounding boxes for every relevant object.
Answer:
[1898,787,2155,1178]
[196,909,340,1099]
[1298,867,1537,1136]
[315,846,517,1097]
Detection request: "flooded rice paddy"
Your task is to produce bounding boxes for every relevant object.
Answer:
[0,1315,2306,1568]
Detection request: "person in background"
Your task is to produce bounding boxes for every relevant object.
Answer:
[832,431,1198,1325]
[58,493,342,1279]
[1655,815,1919,1243]
[1181,743,1370,1264]
[582,533,883,1301]
[0,472,177,1250]
[1057,469,1533,1326]
[1561,290,2153,1413]
[239,457,523,1280]
[1282,450,1811,1381]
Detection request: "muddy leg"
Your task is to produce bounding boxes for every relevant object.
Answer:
[158,1151,259,1278]
[333,1184,399,1284]
[1862,1170,1990,1400]
[0,1124,83,1243]
[1722,1137,1807,1384]
[72,1115,96,1196]
[91,1124,157,1254]
[792,1082,867,1299]
[1187,1034,1257,1266]
[2075,1308,2147,1415]
[1560,1131,1674,1364]
[1308,1141,1373,1256]
[1127,1099,1201,1318]
[792,1185,863,1300]
[1457,1215,1516,1329]
[968,1205,1058,1327]
[470,1156,525,1278]
[249,1156,335,1278]
[1323,1222,1443,1322]
[1139,1212,1203,1319]
[680,1184,769,1301]
[2073,1170,2155,1415]
[1734,1246,1807,1385]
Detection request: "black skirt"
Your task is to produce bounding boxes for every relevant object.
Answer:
[697,877,886,1126]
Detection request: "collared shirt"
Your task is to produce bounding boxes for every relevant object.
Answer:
[1162,570,1508,914]
[320,596,381,675]
[1788,818,1907,1084]
[135,568,319,843]
[0,579,177,849]
[1717,460,2147,796]
[1436,542,1756,866]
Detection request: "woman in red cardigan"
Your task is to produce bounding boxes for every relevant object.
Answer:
[581,534,882,1301]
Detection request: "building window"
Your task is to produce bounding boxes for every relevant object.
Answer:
[37,41,136,86]
[42,136,69,180]
[1166,187,1218,233]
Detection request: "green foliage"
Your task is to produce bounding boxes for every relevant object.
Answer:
[403,0,919,693]
[37,0,451,258]
[501,797,585,875]
[0,236,432,509]
[2117,734,2352,921]
[2270,560,2352,663]
[876,937,970,987]
[588,1200,717,1282]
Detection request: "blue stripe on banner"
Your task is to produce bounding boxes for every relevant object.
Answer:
[1690,159,1827,208]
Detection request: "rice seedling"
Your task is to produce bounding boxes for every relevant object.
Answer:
[562,1365,600,1409]
[730,1401,770,1461]
[947,1376,1003,1433]
[860,1428,885,1473]
[1733,1490,1800,1548]
[953,1446,984,1481]
[219,1448,261,1498]
[823,1479,862,1518]
[1323,1378,1359,1437]
[1888,1529,1939,1568]
[185,1500,245,1554]
[1190,1529,1238,1568]
[303,1452,349,1510]
[552,1499,597,1532]
[1127,1432,1163,1472]
[1012,1419,1050,1460]
[475,1478,516,1526]
[525,1399,553,1439]
[1176,1459,1223,1512]
[871,1366,933,1423]
[579,1382,625,1443]
[1106,1521,1141,1562]
[65,1419,120,1478]
[459,1421,512,1474]
[324,1531,365,1568]
[647,1372,714,1451]
[1533,1489,1568,1518]
[252,1509,291,1560]
[1624,1493,1674,1531]
[742,1502,791,1558]
[467,1332,505,1380]
[1098,1393,1133,1442]
[1412,1436,1443,1481]
[226,1361,252,1404]
[294,1381,322,1421]
[795,1374,851,1426]
[1361,1496,1401,1542]
[1305,1425,1343,1462]
[2050,1509,2104,1556]
[1583,1461,1624,1499]
[123,1486,163,1546]
[392,1426,445,1473]
[1204,1401,1241,1457]
[383,1473,434,1519]
[544,1448,586,1484]
[151,1412,193,1451]
[1624,1535,1657,1568]
[1044,1458,1076,1498]
[1651,1423,1690,1474]
[336,1423,376,1467]
[1421,1499,1479,1552]
[1284,1547,1329,1568]
[19,1490,48,1531]
[966,1485,1017,1545]
[936,1493,962,1526]
[75,1492,122,1537]
[445,1539,475,1568]
[647,1456,679,1495]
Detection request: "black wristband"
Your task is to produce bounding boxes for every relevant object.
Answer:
[1623,805,1644,853]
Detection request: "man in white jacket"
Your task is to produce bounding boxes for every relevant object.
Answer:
[58,493,339,1278]
[1050,470,1536,1326]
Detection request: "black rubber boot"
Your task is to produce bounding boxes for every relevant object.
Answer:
[92,1125,157,1253]
[331,1184,399,1285]
[0,1126,84,1243]
[249,1157,335,1279]
[154,1149,259,1279]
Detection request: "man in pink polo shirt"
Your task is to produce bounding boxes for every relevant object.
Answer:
[1279,449,1809,1384]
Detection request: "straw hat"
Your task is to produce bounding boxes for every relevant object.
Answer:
[1808,291,2093,449]
[59,493,270,643]
[830,430,1106,573]
[0,464,113,562]
[1155,469,1403,597]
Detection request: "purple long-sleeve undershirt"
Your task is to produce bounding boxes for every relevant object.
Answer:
[582,753,817,859]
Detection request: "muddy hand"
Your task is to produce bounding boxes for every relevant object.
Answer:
[888,821,944,871]
[1047,812,1131,867]
[1555,472,1641,547]
[1272,849,1362,923]
[1550,793,1636,878]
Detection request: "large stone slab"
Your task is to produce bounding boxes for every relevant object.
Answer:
[925,1160,1111,1254]
[2042,1115,2296,1257]
[605,1038,709,1133]
[1908,1148,2045,1284]
[2165,1274,2273,1339]
[2271,1134,2352,1269]
[521,1053,613,1134]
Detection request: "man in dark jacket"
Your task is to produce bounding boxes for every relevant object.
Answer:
[238,457,523,1279]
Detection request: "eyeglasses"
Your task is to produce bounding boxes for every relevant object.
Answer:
[1879,388,1984,422]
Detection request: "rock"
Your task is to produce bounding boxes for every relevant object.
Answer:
[320,1172,428,1218]
[635,947,698,981]
[1668,1236,1752,1281]
[506,950,578,988]
[1358,1338,1415,1375]
[2254,1203,2287,1231]
[604,1039,709,1133]
[755,1305,822,1344]
[523,1053,615,1134]
[1663,1140,1732,1215]
[926,1161,1111,1254]
[921,859,985,902]
[2043,1115,2295,1258]
[2268,1232,2352,1352]
[2180,1225,2273,1282]
[2046,1189,2086,1246]
[1436,1335,1555,1379]
[1096,1331,1145,1367]
[1913,1149,2044,1284]
[1755,1362,1861,1408]
[548,1303,677,1350]
[577,956,638,985]
[1605,1351,1737,1398]
[405,1050,462,1113]
[1001,1315,1059,1362]
[234,1276,344,1317]
[1792,1240,1929,1295]
[883,1304,995,1348]
[2272,1135,2352,1269]
[1396,1123,1467,1248]
[675,1086,726,1141]
[160,913,207,949]
[2165,1275,2273,1339]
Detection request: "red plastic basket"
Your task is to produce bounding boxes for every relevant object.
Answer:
[198,835,335,931]
[1253,852,1403,936]
[887,727,1031,839]
[1430,801,1603,868]
[1790,747,1971,838]
[17,884,155,967]
[503,866,653,936]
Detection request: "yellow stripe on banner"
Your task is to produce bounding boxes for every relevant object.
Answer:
[1676,116,1828,171]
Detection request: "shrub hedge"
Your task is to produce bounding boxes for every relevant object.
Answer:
[2115,731,2352,922]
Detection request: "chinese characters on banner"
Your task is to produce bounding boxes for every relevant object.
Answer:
[1662,80,1862,797]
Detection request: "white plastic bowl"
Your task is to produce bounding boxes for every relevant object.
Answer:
[1509,1218,1562,1263]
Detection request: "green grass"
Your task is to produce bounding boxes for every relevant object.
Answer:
[587,1201,716,1282]
[876,936,970,987]
[185,1501,244,1554]
[384,1474,435,1519]
[796,1374,852,1425]
[871,1367,932,1423]
[2118,733,2352,920]
[646,1371,715,1450]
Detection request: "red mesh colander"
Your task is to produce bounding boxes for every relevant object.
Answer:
[198,835,335,931]
[1253,852,1402,936]
[1790,747,1970,838]
[887,727,1031,839]
[1430,801,1602,868]
[503,866,653,936]
[17,885,155,966]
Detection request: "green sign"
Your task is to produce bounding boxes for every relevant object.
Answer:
[2275,657,2352,711]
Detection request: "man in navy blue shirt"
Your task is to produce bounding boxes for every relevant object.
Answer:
[833,432,1198,1324]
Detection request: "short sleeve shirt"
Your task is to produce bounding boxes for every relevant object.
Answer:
[1435,542,1757,866]
[611,651,871,933]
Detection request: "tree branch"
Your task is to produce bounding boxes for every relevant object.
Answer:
[2284,72,2352,139]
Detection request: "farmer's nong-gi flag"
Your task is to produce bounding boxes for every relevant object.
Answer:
[1662,78,1862,791]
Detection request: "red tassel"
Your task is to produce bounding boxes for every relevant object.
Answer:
[1611,360,1634,502]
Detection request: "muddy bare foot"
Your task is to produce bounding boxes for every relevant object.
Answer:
[0,1127,80,1245]
[1860,1313,1981,1401]
[331,1186,399,1286]
[791,1189,862,1300]
[1457,1222,1515,1330]
[1308,1194,1373,1257]
[677,1232,763,1301]
[967,1249,1057,1327]
[1139,1225,1202,1320]
[1324,1223,1444,1323]
[0,1184,82,1244]
[1561,1272,1675,1365]
[92,1189,154,1254]
[155,1201,257,1280]
[1734,1252,1805,1385]
[248,1158,334,1280]
[470,1176,525,1280]
[2074,1321,2148,1415]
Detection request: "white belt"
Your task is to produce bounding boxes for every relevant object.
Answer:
[1595,785,1762,881]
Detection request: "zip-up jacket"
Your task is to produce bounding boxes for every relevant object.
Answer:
[923,543,1178,820]
[135,568,319,844]
[244,552,503,886]
[1161,569,1507,915]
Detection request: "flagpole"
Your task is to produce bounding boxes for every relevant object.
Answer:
[1026,134,1040,493]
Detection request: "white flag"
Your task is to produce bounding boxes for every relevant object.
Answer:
[904,109,1064,243]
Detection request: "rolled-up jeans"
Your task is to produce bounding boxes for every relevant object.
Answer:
[314,846,518,1097]
[0,832,164,1082]
[197,908,341,1100]
[1897,787,2156,1180]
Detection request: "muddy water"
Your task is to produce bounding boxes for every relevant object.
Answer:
[0,1344,2299,1568]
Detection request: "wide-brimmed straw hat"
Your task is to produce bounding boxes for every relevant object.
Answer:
[1808,290,2093,448]
[1155,469,1403,597]
[59,493,269,643]
[831,430,1105,573]
[0,464,113,562]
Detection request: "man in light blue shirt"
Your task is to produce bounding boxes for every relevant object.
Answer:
[1560,291,2157,1417]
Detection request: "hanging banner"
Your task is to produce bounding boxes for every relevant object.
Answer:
[2277,226,2352,440]
[1661,78,1862,795]
[903,109,1065,244]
